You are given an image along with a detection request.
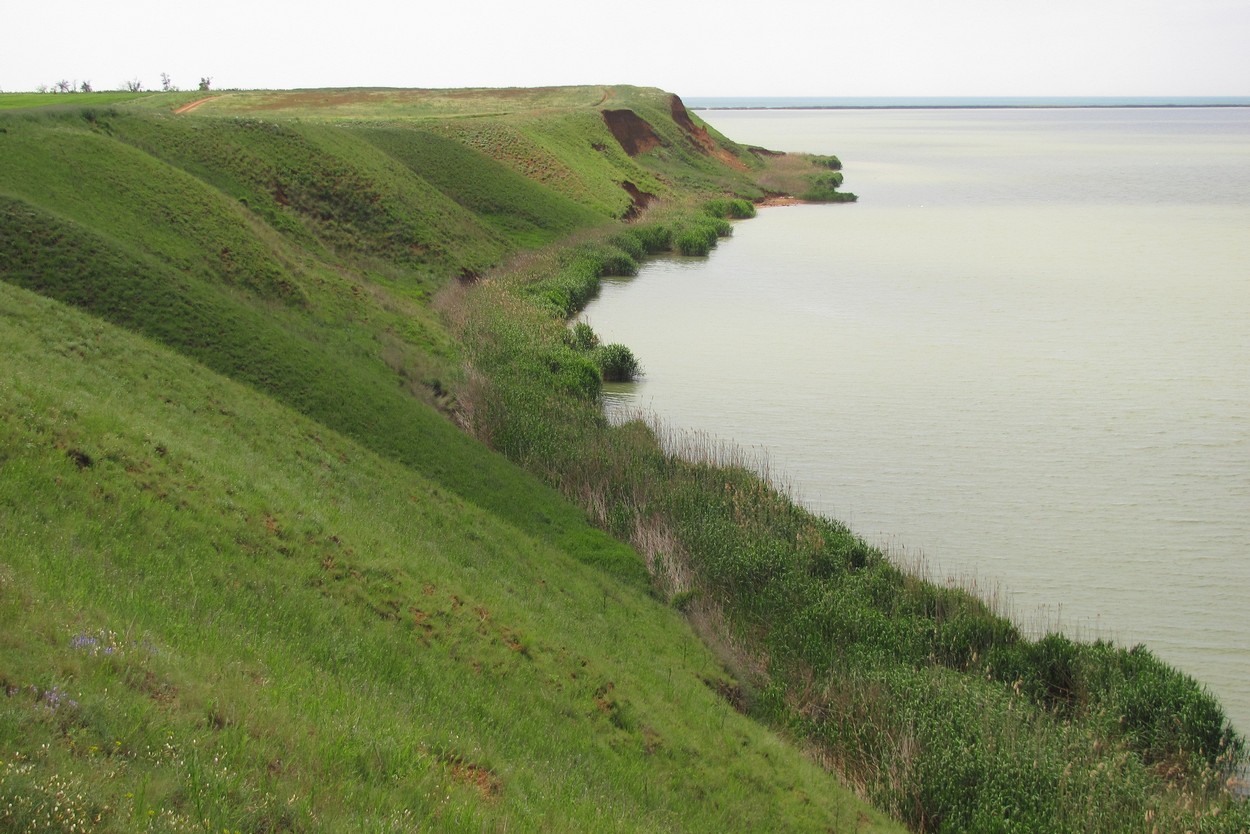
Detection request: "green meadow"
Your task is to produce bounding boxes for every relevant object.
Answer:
[0,92,156,111]
[1,85,1245,832]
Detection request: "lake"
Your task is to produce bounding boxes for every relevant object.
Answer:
[581,106,1250,737]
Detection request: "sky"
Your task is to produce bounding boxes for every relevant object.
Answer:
[5,0,1249,97]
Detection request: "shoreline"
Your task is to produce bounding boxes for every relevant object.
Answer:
[755,195,806,207]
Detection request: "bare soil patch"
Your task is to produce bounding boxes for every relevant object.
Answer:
[669,95,748,171]
[602,110,662,156]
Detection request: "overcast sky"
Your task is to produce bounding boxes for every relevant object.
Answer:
[5,0,1249,96]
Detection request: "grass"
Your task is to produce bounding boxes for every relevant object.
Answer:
[451,210,1249,832]
[358,127,607,247]
[0,91,155,111]
[0,86,903,831]
[3,82,1244,832]
[177,86,617,121]
[0,281,901,831]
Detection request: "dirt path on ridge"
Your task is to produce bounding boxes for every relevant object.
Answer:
[173,96,217,115]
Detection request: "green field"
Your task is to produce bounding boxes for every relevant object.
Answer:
[1,85,1244,832]
[0,91,157,111]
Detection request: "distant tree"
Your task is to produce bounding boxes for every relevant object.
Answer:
[124,78,143,92]
[160,72,174,92]
[54,79,72,93]
[79,80,93,93]
[198,76,212,91]
[36,84,49,93]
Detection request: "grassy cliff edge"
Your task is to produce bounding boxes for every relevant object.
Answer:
[1,86,1244,832]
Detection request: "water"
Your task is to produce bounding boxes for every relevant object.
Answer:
[581,107,1250,737]
[686,95,1250,110]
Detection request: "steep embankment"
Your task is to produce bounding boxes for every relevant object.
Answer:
[0,88,895,831]
[0,279,899,831]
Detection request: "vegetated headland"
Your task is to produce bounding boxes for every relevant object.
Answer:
[0,85,1244,832]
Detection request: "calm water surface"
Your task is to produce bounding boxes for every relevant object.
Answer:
[582,108,1250,735]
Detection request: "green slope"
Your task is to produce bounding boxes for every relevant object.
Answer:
[0,281,900,832]
[4,84,1243,833]
[0,88,897,830]
[0,111,629,569]
[357,127,606,247]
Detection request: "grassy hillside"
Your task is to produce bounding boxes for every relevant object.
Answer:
[2,85,1243,832]
[0,88,895,831]
[0,280,903,831]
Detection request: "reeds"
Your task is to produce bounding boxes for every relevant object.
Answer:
[450,201,1250,832]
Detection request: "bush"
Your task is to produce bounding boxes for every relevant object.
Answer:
[673,219,728,256]
[801,171,857,203]
[606,232,645,262]
[674,227,715,256]
[565,321,599,352]
[530,242,641,317]
[542,348,602,399]
[1024,633,1082,712]
[625,222,673,254]
[559,242,638,280]
[702,197,756,219]
[814,171,843,189]
[934,611,1019,670]
[594,343,641,382]
[1090,642,1244,767]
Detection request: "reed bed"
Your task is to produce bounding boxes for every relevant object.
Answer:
[451,204,1250,832]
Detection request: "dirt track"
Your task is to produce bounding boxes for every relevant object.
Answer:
[173,96,216,115]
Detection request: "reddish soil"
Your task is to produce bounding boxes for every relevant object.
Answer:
[172,96,216,115]
[242,90,376,111]
[602,109,662,156]
[620,180,657,220]
[669,95,749,171]
[756,195,805,207]
[444,756,502,800]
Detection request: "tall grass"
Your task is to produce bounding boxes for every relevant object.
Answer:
[1,92,907,831]
[0,277,902,833]
[452,204,1250,833]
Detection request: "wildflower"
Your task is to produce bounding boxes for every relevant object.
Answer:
[39,686,79,711]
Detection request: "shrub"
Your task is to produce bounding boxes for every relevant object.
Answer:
[530,242,641,317]
[702,197,756,219]
[565,321,599,352]
[594,343,641,382]
[812,154,842,171]
[1024,632,1082,712]
[593,245,639,278]
[674,227,715,256]
[934,611,1019,670]
[801,171,857,203]
[625,222,673,254]
[559,241,638,278]
[673,219,728,256]
[815,171,844,189]
[1091,642,1244,767]
[606,232,645,262]
[543,348,602,399]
